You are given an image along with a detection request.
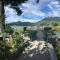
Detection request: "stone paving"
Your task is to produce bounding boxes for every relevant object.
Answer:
[17,40,50,60]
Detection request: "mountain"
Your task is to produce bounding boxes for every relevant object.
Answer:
[7,17,60,26]
[36,17,60,26]
[41,17,60,22]
[7,21,35,26]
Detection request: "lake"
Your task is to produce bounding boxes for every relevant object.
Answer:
[10,26,37,30]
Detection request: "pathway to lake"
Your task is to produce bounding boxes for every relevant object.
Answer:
[17,40,50,60]
[17,31,58,60]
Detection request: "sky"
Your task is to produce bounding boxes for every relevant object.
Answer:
[5,0,60,23]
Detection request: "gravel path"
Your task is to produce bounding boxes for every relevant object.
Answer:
[17,41,50,60]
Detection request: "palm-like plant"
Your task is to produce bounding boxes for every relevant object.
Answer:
[0,0,27,33]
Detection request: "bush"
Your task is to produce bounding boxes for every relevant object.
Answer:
[7,32,28,60]
[5,24,14,34]
[0,41,11,60]
[52,23,58,26]
[13,32,24,50]
[56,45,60,60]
[0,32,24,60]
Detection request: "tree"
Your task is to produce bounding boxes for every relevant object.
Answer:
[36,0,39,3]
[0,0,5,33]
[52,22,58,26]
[0,0,27,33]
[23,27,27,31]
[4,0,27,15]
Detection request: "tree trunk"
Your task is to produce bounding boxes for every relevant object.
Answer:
[0,0,5,33]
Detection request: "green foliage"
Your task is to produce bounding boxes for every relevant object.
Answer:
[13,32,24,49]
[4,0,27,5]
[0,32,25,60]
[4,0,27,15]
[56,45,60,60]
[0,41,11,60]
[40,22,48,26]
[52,23,58,26]
[5,24,14,34]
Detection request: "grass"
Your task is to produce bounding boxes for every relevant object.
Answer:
[52,26,60,32]
[56,45,60,60]
[15,29,23,33]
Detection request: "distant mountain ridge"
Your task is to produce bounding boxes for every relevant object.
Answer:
[41,17,60,22]
[7,21,35,26]
[7,17,60,26]
[36,17,60,25]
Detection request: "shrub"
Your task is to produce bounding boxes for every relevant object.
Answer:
[5,24,14,34]
[56,45,60,60]
[13,32,24,49]
[0,41,11,60]
[52,23,58,26]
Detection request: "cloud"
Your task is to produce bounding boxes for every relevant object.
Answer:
[49,1,60,8]
[5,5,20,23]
[5,0,60,23]
[48,1,60,17]
[4,5,17,18]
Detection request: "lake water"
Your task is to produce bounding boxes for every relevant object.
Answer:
[10,26,37,30]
